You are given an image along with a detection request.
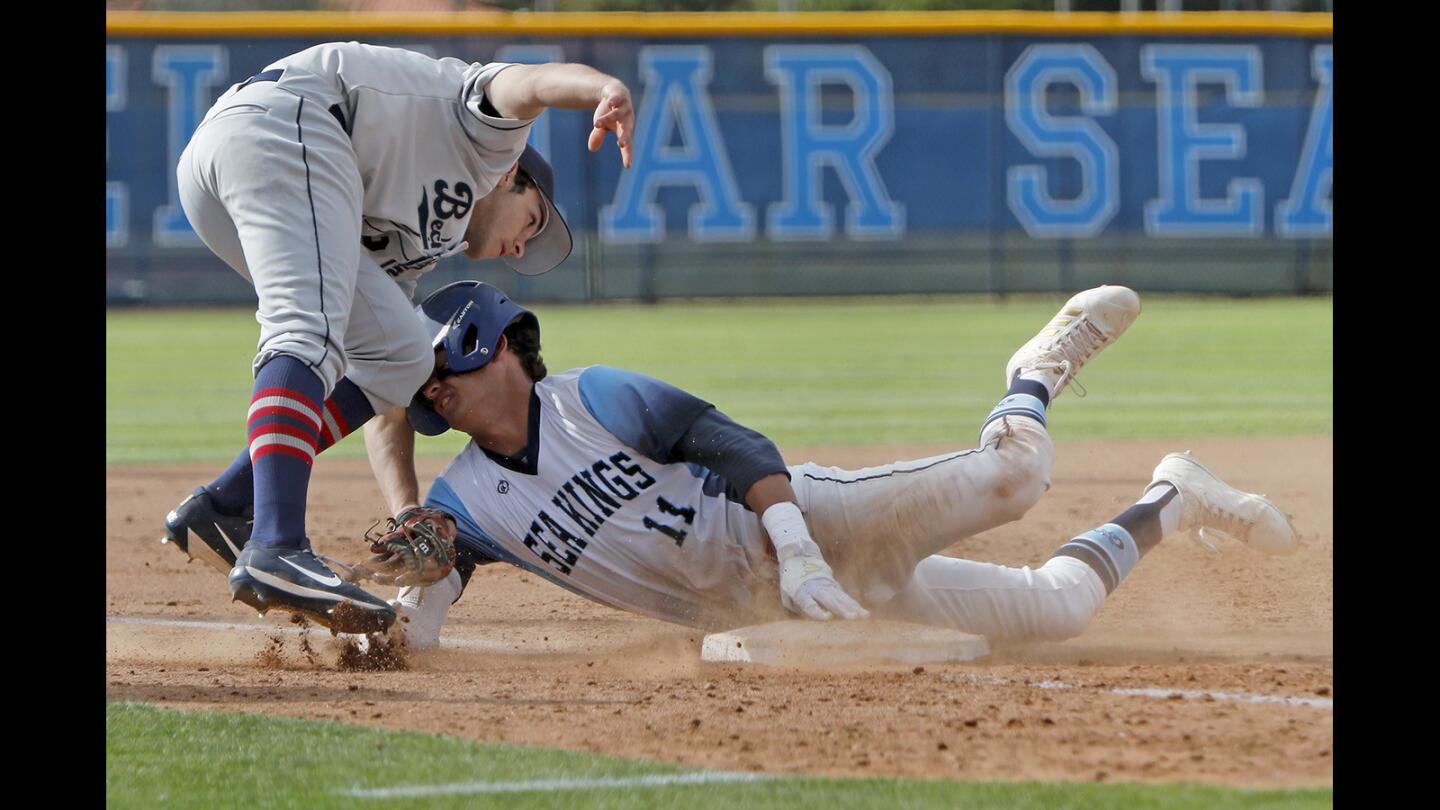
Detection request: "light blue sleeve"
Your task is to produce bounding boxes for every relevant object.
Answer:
[577,366,715,465]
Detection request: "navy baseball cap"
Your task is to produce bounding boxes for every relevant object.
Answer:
[506,145,573,277]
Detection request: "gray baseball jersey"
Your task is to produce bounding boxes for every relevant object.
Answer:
[267,42,534,286]
[178,42,537,409]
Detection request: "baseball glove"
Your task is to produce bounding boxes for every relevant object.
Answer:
[334,508,458,587]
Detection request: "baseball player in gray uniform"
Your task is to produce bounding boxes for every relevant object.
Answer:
[359,282,1298,650]
[159,42,636,633]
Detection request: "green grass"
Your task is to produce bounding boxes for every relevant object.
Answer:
[106,703,1330,809]
[106,294,1332,465]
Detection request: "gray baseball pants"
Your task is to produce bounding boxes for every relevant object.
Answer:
[176,80,432,412]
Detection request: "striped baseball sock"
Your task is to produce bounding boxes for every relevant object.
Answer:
[979,378,1051,439]
[1050,485,1182,594]
[205,376,377,516]
[246,357,325,549]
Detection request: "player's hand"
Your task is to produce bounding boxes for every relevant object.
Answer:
[341,508,459,587]
[777,541,869,621]
[587,79,634,169]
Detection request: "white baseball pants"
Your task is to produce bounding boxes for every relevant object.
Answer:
[790,415,1107,645]
[176,81,432,411]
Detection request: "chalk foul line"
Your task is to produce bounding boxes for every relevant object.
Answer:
[940,673,1332,710]
[339,771,777,798]
[103,613,513,652]
[107,614,1332,709]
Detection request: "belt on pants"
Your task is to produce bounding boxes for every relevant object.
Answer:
[236,68,349,132]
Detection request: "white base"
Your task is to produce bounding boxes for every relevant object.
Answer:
[700,619,988,667]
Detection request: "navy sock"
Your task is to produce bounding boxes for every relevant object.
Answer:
[315,377,378,451]
[979,378,1049,439]
[1007,377,1050,409]
[205,376,376,518]
[1110,487,1179,555]
[1050,487,1180,595]
[1051,524,1138,596]
[206,449,255,516]
[247,356,325,549]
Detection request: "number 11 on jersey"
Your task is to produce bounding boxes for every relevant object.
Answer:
[643,496,696,547]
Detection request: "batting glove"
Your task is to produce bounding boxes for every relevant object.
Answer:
[763,502,869,621]
[777,543,870,621]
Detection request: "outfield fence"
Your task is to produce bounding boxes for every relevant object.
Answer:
[105,11,1332,304]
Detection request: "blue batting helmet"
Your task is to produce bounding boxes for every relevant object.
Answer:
[405,281,538,436]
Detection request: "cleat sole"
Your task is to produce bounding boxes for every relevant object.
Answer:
[230,579,394,635]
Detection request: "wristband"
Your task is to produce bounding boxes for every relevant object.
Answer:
[761,502,812,556]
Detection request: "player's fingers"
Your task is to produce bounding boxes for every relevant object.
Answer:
[350,557,391,585]
[318,555,360,582]
[616,118,633,168]
[587,127,605,153]
[593,105,623,128]
[814,586,861,619]
[796,592,832,621]
[815,582,869,620]
[370,553,408,575]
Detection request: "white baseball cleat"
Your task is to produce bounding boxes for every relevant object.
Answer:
[1005,285,1141,399]
[1148,452,1298,556]
[387,568,463,651]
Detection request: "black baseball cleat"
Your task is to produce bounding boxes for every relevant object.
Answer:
[228,544,397,635]
[161,487,253,574]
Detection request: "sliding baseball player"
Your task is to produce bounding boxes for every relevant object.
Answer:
[337,282,1297,649]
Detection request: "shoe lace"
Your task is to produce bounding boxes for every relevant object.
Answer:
[1032,320,1109,398]
[1190,505,1252,555]
[1190,529,1222,555]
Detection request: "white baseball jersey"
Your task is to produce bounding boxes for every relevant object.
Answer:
[423,369,1123,645]
[267,42,534,285]
[425,367,778,627]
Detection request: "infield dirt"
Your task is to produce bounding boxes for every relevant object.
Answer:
[106,436,1332,788]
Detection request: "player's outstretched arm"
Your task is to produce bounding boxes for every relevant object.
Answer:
[572,366,864,620]
[363,406,424,517]
[746,474,870,622]
[485,63,634,168]
[323,407,459,589]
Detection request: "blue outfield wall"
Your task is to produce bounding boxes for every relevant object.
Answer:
[104,28,1332,303]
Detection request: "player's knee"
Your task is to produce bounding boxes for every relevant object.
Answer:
[988,450,1049,521]
[341,326,434,412]
[381,318,435,397]
[397,335,435,395]
[254,342,342,394]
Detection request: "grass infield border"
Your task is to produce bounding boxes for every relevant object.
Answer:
[105,702,1333,808]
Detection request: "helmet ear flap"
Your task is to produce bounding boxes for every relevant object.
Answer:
[406,389,450,436]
